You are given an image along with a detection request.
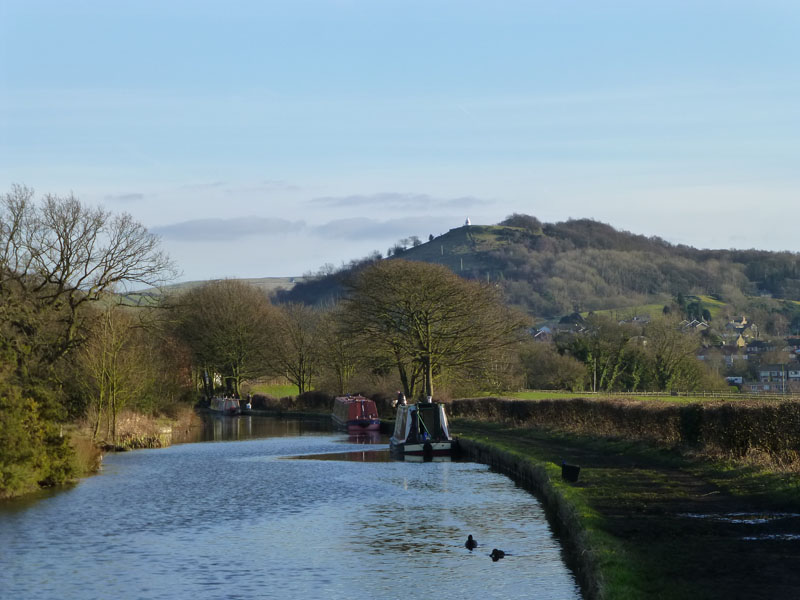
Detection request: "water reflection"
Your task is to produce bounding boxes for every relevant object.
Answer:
[295,449,394,462]
[173,413,335,444]
[347,430,384,444]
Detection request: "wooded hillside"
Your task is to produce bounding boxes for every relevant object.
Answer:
[277,214,800,328]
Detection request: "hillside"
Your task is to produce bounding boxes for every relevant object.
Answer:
[121,276,302,306]
[277,215,800,332]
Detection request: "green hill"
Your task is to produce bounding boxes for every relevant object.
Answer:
[393,225,524,274]
[267,216,800,335]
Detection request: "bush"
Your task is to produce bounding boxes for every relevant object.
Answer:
[0,387,77,498]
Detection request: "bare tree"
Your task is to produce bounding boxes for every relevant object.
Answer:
[1,185,177,373]
[77,306,143,442]
[268,303,321,394]
[173,279,276,397]
[341,260,530,399]
[316,307,361,395]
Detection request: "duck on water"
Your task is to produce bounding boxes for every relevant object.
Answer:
[490,549,506,561]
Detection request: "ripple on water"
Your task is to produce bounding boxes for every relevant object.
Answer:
[0,418,580,600]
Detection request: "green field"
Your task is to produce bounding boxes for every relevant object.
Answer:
[499,389,758,404]
[247,382,301,397]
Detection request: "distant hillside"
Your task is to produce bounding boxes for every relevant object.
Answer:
[121,276,302,305]
[277,215,800,330]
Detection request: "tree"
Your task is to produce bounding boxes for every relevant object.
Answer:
[583,315,640,392]
[78,306,132,442]
[316,307,360,395]
[644,316,703,390]
[75,304,183,443]
[519,340,588,391]
[0,185,175,497]
[342,260,529,399]
[267,303,321,394]
[500,213,543,234]
[174,280,276,397]
[1,185,176,382]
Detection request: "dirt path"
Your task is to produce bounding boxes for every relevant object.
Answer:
[456,422,800,600]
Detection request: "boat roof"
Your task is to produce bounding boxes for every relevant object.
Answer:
[334,395,373,403]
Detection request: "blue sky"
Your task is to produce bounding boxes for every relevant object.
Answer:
[2,1,799,282]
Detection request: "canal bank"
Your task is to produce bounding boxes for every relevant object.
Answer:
[455,434,601,600]
[454,420,800,600]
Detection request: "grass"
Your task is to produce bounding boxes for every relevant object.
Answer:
[66,428,103,477]
[581,303,668,322]
[696,294,727,319]
[454,420,800,599]
[458,415,800,599]
[248,382,301,397]
[497,390,748,404]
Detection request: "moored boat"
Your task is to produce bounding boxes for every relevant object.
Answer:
[209,396,241,415]
[390,399,453,462]
[332,395,380,432]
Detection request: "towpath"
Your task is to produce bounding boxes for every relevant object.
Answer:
[455,421,800,600]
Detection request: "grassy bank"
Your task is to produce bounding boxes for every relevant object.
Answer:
[87,405,202,450]
[450,396,800,470]
[454,420,800,600]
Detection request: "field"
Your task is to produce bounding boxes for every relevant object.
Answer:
[247,382,301,397]
[500,389,770,404]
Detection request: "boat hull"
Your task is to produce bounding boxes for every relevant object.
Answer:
[209,397,241,415]
[390,401,453,461]
[390,439,452,460]
[332,396,380,432]
[332,416,381,432]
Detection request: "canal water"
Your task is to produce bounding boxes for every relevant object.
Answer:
[0,415,581,600]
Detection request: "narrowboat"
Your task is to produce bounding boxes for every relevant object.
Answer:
[209,396,241,415]
[332,395,381,432]
[390,399,453,462]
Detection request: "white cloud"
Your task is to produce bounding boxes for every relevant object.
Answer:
[104,192,145,203]
[312,215,457,240]
[152,217,306,241]
[309,192,489,210]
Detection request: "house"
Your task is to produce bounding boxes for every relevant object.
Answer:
[746,340,775,354]
[531,327,552,342]
[721,346,748,367]
[785,338,800,352]
[681,319,709,332]
[758,363,800,383]
[731,316,748,329]
[743,381,780,393]
[727,317,758,339]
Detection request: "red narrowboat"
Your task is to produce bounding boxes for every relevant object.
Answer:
[332,395,380,432]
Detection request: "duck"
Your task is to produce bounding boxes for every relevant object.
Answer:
[490,548,505,561]
[465,534,477,550]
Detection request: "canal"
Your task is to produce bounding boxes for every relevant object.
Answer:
[0,415,581,599]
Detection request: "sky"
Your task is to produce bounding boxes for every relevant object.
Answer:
[2,1,800,283]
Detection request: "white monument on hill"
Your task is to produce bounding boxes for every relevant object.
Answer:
[465,217,471,226]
